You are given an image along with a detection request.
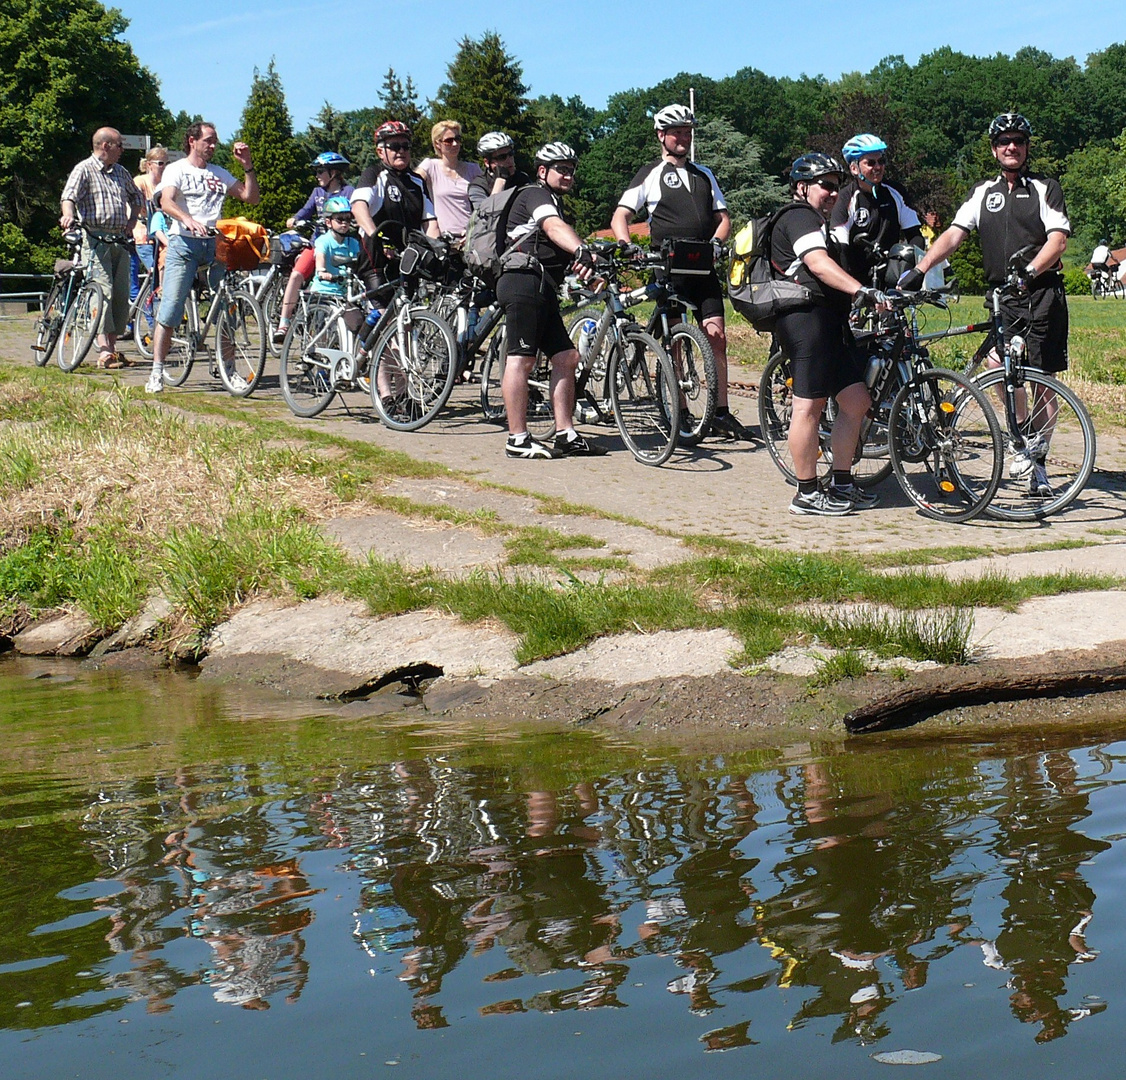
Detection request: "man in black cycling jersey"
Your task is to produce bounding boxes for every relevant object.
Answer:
[830,133,924,287]
[905,113,1070,498]
[497,142,606,460]
[610,104,747,440]
[467,131,530,211]
[350,120,439,289]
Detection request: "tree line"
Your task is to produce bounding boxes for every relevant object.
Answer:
[4,0,1126,287]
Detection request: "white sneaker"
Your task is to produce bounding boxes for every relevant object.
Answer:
[145,370,164,394]
[228,372,249,392]
[1008,433,1045,478]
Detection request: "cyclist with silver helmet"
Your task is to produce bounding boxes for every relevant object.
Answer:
[351,121,439,290]
[773,153,886,516]
[275,151,355,342]
[497,141,607,459]
[612,104,747,440]
[468,131,531,210]
[830,133,923,286]
[907,113,1070,497]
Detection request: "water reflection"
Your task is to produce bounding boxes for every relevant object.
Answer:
[1,664,1123,1075]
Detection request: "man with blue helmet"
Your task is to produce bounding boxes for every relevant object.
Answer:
[831,134,923,287]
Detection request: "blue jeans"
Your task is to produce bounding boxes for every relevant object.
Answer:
[157,234,224,327]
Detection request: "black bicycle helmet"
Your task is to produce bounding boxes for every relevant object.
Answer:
[790,153,845,186]
[988,113,1032,141]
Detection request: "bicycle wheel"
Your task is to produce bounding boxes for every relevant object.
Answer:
[215,290,267,398]
[974,369,1096,520]
[57,281,104,372]
[131,276,155,360]
[369,308,458,431]
[32,280,66,366]
[757,349,799,483]
[1113,279,1126,301]
[608,328,679,466]
[567,312,613,423]
[259,275,284,357]
[162,293,199,387]
[479,323,507,422]
[279,300,340,417]
[666,322,717,446]
[889,367,1003,523]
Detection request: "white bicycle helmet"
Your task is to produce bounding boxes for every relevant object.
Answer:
[842,134,888,162]
[653,104,695,131]
[989,113,1032,141]
[478,131,515,156]
[535,141,577,164]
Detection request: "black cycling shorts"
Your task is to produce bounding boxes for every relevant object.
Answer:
[496,270,574,358]
[774,304,866,399]
[669,270,725,322]
[998,280,1068,373]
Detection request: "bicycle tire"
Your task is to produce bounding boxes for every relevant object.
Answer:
[889,366,1003,523]
[1114,279,1126,302]
[666,321,717,446]
[279,300,340,417]
[162,293,199,387]
[369,308,458,431]
[566,311,613,423]
[608,328,679,466]
[479,323,507,422]
[131,275,156,360]
[974,368,1096,521]
[33,280,66,366]
[57,281,104,372]
[259,274,285,357]
[215,290,267,397]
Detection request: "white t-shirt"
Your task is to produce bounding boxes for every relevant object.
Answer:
[156,159,239,235]
[1092,244,1110,267]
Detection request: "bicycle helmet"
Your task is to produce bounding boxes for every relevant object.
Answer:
[790,153,845,185]
[535,141,577,164]
[375,120,411,145]
[322,194,352,216]
[841,133,888,162]
[653,104,695,131]
[313,150,350,171]
[478,131,515,156]
[989,113,1032,141]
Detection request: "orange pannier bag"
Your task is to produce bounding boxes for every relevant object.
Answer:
[215,217,270,270]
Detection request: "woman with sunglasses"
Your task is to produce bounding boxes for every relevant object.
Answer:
[415,120,481,237]
[772,153,885,516]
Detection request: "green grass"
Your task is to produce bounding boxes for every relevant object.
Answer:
[808,649,871,688]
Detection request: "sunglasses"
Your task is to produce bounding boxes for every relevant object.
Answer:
[490,151,515,162]
[440,136,461,145]
[814,179,841,193]
[384,141,411,153]
[860,156,886,166]
[150,160,169,167]
[993,136,1029,148]
[328,215,353,224]
[550,164,576,177]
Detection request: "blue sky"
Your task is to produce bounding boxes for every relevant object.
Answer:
[114,0,1126,140]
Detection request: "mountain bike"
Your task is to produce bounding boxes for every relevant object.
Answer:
[32,227,94,368]
[1089,266,1124,300]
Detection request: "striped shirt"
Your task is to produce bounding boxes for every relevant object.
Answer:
[61,155,144,234]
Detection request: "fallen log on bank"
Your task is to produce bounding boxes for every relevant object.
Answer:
[844,663,1126,734]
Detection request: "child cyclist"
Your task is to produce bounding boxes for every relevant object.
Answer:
[275,151,354,342]
[309,194,363,334]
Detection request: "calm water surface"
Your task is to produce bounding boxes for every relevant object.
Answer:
[3,657,1126,1078]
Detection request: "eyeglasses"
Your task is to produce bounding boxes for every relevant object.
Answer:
[384,142,411,153]
[103,141,122,148]
[150,160,168,168]
[440,136,461,145]
[814,179,840,194]
[860,156,886,166]
[550,164,576,177]
[993,136,1028,148]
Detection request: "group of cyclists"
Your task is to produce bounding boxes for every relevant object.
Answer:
[54,105,1075,517]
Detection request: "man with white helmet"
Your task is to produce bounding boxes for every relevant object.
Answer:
[611,105,747,440]
[830,133,923,287]
[468,131,530,210]
[496,142,606,459]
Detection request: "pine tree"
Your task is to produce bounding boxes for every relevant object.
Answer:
[376,69,426,158]
[226,60,307,230]
[694,118,787,229]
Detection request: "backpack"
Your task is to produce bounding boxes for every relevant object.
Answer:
[727,203,812,332]
[215,217,270,271]
[463,186,540,284]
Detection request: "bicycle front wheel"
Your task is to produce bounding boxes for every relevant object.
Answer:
[215,290,267,397]
[162,294,199,387]
[757,349,798,483]
[567,311,613,424]
[667,322,717,446]
[131,275,155,360]
[479,322,507,422]
[259,275,284,357]
[370,308,458,431]
[33,281,65,366]
[889,367,1003,523]
[279,301,339,417]
[57,281,104,372]
[608,328,679,466]
[974,369,1096,520]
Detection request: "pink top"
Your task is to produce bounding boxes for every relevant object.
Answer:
[416,158,482,236]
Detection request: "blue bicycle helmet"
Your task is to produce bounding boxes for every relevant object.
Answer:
[313,151,350,171]
[322,194,352,216]
[842,134,888,163]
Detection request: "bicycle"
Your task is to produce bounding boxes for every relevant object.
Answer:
[1089,266,1124,300]
[759,290,1004,522]
[958,252,1096,521]
[32,227,94,368]
[158,234,267,398]
[128,258,157,361]
[237,225,312,355]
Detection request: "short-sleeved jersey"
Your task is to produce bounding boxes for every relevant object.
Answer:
[830,181,922,280]
[950,172,1070,285]
[617,159,727,245]
[295,184,356,236]
[770,201,848,309]
[350,166,435,248]
[503,183,570,286]
[155,159,239,235]
[310,231,361,297]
